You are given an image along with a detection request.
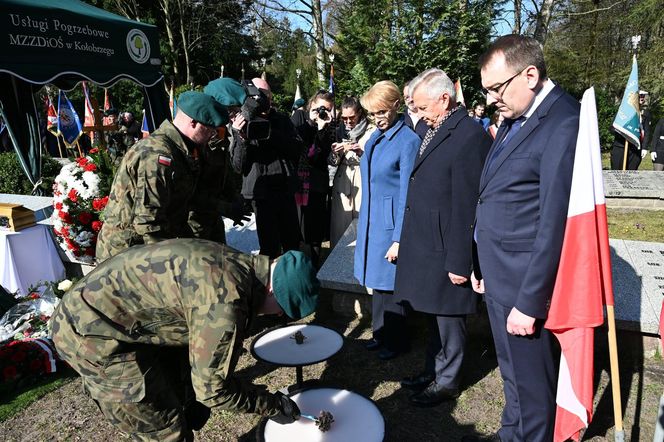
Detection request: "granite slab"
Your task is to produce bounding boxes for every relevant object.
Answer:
[603,170,664,199]
[316,220,366,294]
[223,214,260,255]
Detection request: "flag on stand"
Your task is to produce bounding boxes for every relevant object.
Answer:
[82,82,96,141]
[544,87,615,442]
[56,90,83,147]
[141,110,150,138]
[454,78,466,107]
[45,95,59,136]
[612,55,641,149]
[102,88,114,126]
[328,63,335,95]
[169,83,177,118]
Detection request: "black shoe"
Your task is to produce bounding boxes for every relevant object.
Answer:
[400,372,435,391]
[409,382,459,407]
[365,339,382,351]
[460,435,501,442]
[378,348,399,360]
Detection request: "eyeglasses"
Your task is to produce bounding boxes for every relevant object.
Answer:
[341,115,357,122]
[482,67,526,99]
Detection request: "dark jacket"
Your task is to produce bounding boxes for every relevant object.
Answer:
[395,109,491,315]
[296,120,335,194]
[651,118,664,164]
[230,109,303,199]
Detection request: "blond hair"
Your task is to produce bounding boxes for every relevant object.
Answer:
[360,80,401,113]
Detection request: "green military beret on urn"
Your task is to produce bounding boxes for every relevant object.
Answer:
[177,91,229,127]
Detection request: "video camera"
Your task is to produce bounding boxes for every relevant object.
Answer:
[240,80,271,140]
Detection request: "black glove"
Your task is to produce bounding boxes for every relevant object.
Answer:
[184,401,211,431]
[270,392,301,425]
[230,197,252,226]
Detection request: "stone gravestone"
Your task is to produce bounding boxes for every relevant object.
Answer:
[603,170,664,209]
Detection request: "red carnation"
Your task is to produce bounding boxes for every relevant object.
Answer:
[67,188,78,203]
[84,163,97,172]
[76,157,89,166]
[92,220,103,232]
[55,202,63,210]
[59,211,73,223]
[29,292,40,300]
[78,212,93,225]
[93,196,109,211]
[89,148,99,154]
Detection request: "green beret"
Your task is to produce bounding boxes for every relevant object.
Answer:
[292,98,306,110]
[272,251,320,319]
[204,78,247,107]
[177,91,228,127]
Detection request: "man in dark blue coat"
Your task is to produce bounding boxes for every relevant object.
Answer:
[469,35,579,442]
[395,68,491,407]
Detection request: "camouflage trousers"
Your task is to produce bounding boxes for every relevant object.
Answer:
[90,348,207,441]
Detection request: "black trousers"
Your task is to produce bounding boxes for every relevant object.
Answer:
[252,192,301,259]
[423,314,467,390]
[610,143,641,170]
[372,289,408,352]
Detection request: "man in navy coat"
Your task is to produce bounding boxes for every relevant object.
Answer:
[470,35,579,441]
[395,68,491,407]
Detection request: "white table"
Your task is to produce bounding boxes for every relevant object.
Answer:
[0,224,65,296]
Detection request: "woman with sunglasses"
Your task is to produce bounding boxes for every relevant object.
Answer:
[354,80,420,360]
[328,96,375,248]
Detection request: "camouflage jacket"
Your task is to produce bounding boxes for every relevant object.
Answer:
[52,239,280,415]
[96,120,200,261]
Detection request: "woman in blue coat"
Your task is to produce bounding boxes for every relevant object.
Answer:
[354,80,420,360]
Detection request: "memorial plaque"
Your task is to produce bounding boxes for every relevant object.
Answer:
[609,239,662,334]
[603,170,664,199]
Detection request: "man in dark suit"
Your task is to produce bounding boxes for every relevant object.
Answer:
[470,35,579,442]
[403,81,429,139]
[395,68,491,407]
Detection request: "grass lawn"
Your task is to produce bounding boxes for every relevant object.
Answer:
[0,367,77,422]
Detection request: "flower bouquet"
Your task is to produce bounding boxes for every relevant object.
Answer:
[51,148,113,264]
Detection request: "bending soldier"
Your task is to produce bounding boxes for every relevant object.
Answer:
[52,239,319,441]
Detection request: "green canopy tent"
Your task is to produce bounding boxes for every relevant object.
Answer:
[0,0,169,194]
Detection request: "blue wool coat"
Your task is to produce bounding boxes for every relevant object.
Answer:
[354,117,419,290]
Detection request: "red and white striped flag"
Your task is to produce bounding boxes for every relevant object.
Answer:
[82,82,96,141]
[45,94,59,136]
[544,87,614,442]
[102,88,113,126]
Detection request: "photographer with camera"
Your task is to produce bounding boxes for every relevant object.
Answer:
[290,90,336,266]
[227,77,303,259]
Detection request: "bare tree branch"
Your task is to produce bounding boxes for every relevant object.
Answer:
[564,0,626,17]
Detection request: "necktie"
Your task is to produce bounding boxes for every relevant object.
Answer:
[485,116,525,171]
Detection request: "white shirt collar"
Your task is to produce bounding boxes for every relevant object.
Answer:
[520,79,555,122]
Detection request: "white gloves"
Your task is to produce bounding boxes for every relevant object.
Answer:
[652,151,658,161]
[641,149,649,159]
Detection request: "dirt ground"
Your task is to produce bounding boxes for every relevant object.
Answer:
[0,293,662,442]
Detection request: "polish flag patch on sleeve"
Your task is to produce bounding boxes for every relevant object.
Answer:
[158,155,172,166]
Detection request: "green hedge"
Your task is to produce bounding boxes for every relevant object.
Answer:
[0,152,62,196]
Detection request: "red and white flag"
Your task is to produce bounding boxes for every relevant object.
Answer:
[102,88,113,126]
[544,87,615,442]
[82,82,96,141]
[45,94,59,136]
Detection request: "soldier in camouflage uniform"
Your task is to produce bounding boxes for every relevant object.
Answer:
[96,92,228,261]
[52,239,319,441]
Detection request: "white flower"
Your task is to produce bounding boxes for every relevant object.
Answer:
[57,279,73,291]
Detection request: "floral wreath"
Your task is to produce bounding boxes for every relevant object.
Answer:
[51,148,113,263]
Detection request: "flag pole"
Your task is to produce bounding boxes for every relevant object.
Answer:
[75,140,83,158]
[606,305,625,441]
[622,140,629,171]
[56,135,64,158]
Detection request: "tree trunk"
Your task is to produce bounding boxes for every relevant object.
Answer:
[176,0,192,85]
[514,0,521,34]
[533,0,556,44]
[311,0,327,85]
[158,0,180,80]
